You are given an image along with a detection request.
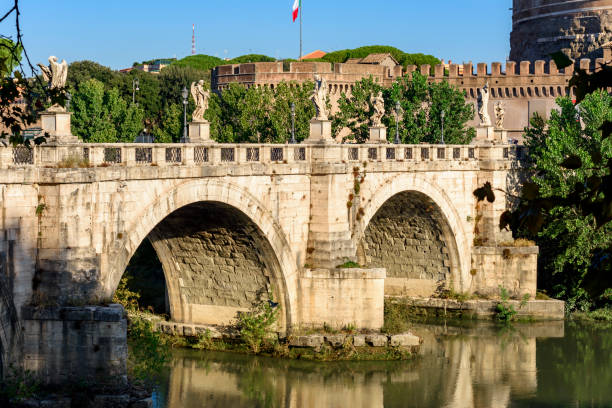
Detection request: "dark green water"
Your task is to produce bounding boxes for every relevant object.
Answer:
[152,320,612,408]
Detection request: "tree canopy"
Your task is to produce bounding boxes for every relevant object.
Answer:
[321,45,440,68]
[333,72,474,143]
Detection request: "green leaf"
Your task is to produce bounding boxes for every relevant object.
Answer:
[549,52,573,69]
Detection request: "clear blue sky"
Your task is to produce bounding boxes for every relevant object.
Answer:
[4,0,513,70]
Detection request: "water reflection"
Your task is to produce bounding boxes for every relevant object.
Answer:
[156,320,612,408]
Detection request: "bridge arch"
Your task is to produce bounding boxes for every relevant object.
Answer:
[106,179,298,330]
[355,174,470,296]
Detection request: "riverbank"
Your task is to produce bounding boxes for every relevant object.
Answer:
[156,319,421,362]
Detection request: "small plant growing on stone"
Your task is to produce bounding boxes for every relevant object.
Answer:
[35,203,46,217]
[0,365,41,402]
[336,261,361,269]
[237,298,279,354]
[495,286,517,323]
[113,277,140,312]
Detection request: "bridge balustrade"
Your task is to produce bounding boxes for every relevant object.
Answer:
[0,143,527,169]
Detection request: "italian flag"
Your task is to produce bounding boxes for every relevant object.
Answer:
[292,0,301,22]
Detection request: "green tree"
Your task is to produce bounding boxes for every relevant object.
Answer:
[333,76,383,142]
[71,78,144,142]
[333,72,474,144]
[158,65,208,117]
[521,92,612,310]
[153,102,183,143]
[269,81,315,143]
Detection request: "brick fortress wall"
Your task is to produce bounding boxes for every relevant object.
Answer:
[212,48,611,140]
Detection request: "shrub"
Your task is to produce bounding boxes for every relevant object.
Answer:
[237,300,279,354]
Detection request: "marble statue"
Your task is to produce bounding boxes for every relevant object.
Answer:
[478,82,491,126]
[312,75,329,121]
[494,101,505,129]
[190,80,210,122]
[37,56,68,90]
[370,91,385,127]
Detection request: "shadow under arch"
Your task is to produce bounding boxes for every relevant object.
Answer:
[106,179,298,330]
[355,174,469,294]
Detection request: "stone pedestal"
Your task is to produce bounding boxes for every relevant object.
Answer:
[303,119,334,144]
[299,268,385,330]
[189,120,215,144]
[40,109,80,144]
[368,126,388,144]
[471,125,495,144]
[472,126,508,145]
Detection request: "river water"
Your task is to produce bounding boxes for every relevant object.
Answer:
[152,320,612,407]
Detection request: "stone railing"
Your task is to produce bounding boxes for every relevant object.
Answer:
[0,143,526,169]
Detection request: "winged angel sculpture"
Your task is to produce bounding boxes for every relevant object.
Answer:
[190,80,210,121]
[37,56,68,90]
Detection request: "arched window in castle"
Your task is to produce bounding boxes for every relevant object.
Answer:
[513,88,518,97]
[469,89,475,98]
[558,86,563,96]
[534,87,540,97]
[498,88,503,98]
[505,88,510,98]
[550,86,555,97]
[491,88,497,98]
[542,87,547,97]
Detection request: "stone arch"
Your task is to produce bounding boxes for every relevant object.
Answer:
[354,174,469,296]
[106,179,298,329]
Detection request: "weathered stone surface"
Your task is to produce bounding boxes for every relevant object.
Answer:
[511,1,612,62]
[365,334,388,347]
[352,335,366,347]
[361,191,451,297]
[290,335,324,349]
[324,334,347,348]
[390,332,420,347]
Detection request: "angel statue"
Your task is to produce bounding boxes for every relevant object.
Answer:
[477,82,491,126]
[190,80,210,122]
[494,101,505,129]
[370,91,385,127]
[312,74,329,121]
[37,56,68,90]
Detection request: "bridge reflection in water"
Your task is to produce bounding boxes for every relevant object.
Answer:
[153,321,588,408]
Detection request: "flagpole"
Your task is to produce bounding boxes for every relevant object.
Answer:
[299,0,303,60]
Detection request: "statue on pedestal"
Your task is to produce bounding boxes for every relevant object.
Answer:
[370,91,385,127]
[37,56,69,111]
[494,101,505,129]
[477,82,491,126]
[190,80,210,122]
[312,75,329,121]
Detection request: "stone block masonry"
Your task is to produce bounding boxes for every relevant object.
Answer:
[0,141,540,380]
[21,305,127,386]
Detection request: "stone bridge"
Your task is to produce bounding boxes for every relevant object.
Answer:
[0,139,536,380]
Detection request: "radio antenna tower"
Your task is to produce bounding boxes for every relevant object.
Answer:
[192,24,196,55]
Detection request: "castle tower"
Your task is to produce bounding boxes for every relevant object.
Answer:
[510,0,612,62]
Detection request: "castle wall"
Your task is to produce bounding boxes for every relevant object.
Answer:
[510,0,612,61]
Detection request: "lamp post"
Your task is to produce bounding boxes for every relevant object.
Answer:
[181,86,189,143]
[290,102,296,144]
[132,78,139,105]
[440,110,445,144]
[394,101,401,144]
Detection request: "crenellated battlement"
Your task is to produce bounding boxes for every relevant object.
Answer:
[212,57,609,96]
